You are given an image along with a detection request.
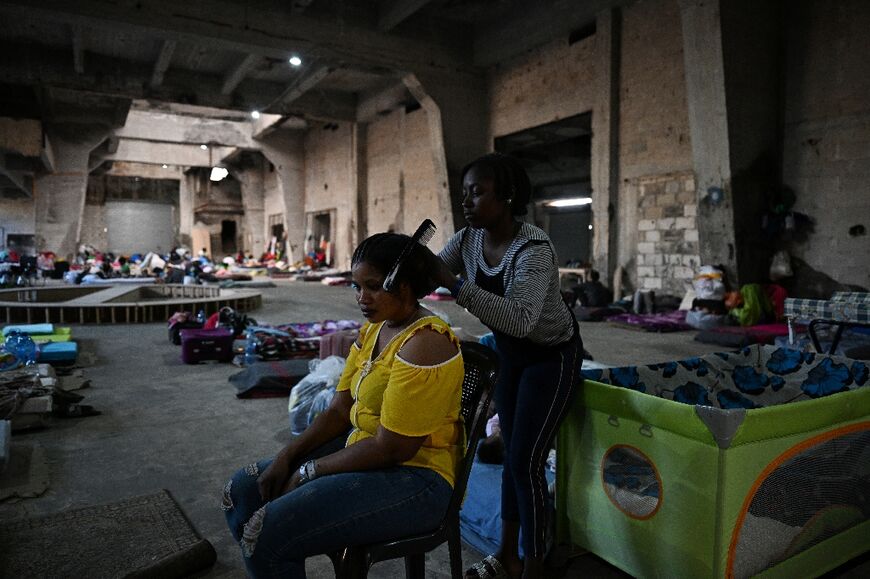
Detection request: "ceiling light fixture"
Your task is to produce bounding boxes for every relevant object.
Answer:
[251,110,261,119]
[546,197,593,208]
[210,167,229,182]
[200,144,208,150]
[162,164,168,169]
[288,55,302,67]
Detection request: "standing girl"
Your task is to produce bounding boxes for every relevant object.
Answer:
[436,153,584,579]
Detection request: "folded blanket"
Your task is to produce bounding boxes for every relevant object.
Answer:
[605,310,691,332]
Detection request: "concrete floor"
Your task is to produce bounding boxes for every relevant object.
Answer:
[1,280,867,578]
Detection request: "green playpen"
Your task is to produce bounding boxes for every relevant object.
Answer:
[556,345,869,578]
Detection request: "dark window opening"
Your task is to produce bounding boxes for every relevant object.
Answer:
[221,220,237,255]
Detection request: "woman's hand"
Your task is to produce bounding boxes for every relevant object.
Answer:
[257,454,293,502]
[433,256,459,290]
[281,469,304,495]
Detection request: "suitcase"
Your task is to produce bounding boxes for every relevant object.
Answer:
[169,320,204,345]
[180,328,234,364]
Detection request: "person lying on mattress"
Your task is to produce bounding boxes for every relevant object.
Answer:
[434,153,584,579]
[222,232,465,579]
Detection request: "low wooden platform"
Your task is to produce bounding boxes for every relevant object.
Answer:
[0,284,262,325]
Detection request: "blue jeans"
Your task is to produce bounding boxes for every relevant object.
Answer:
[222,459,452,579]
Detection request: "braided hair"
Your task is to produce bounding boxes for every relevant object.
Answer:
[351,232,438,299]
[460,152,532,216]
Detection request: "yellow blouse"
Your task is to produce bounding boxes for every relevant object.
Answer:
[336,316,465,487]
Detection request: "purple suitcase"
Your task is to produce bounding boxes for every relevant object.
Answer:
[180,328,234,364]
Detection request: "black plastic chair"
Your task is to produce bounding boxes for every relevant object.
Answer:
[329,341,499,579]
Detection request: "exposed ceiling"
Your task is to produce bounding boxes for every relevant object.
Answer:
[0,0,629,124]
[495,112,592,193]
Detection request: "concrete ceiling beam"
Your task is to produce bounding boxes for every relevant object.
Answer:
[251,113,288,139]
[106,139,237,167]
[291,0,316,14]
[272,64,333,109]
[0,0,473,75]
[150,39,177,88]
[41,134,56,173]
[115,109,257,149]
[71,24,85,74]
[221,54,260,96]
[0,164,33,198]
[378,0,432,32]
[473,0,633,67]
[0,41,357,121]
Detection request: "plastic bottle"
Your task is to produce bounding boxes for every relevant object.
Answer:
[244,330,258,366]
[196,309,206,324]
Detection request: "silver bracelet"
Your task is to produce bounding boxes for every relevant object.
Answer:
[298,460,318,485]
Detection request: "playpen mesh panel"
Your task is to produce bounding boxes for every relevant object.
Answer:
[601,445,661,519]
[732,427,870,578]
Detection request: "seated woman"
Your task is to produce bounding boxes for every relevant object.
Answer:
[222,232,465,579]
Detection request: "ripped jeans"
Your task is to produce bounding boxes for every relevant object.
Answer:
[222,459,452,579]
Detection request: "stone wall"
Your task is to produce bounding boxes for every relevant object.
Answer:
[782,0,870,289]
[304,121,356,269]
[618,0,694,290]
[0,198,35,243]
[487,34,597,141]
[364,107,446,248]
[636,171,699,295]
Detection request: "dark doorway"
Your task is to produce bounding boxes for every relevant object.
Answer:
[220,220,237,255]
[494,113,593,267]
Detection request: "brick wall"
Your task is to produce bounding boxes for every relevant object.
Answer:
[364,107,447,248]
[0,198,35,242]
[782,0,870,288]
[635,172,699,295]
[488,34,596,142]
[304,121,356,269]
[619,0,693,181]
[618,0,695,291]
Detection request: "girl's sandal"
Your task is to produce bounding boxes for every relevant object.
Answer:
[466,554,508,579]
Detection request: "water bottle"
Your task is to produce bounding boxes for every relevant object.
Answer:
[196,309,206,324]
[244,330,258,366]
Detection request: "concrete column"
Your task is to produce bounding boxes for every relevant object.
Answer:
[679,0,737,280]
[405,70,489,243]
[235,160,267,256]
[719,0,782,283]
[33,125,110,260]
[680,0,781,284]
[178,171,196,247]
[258,130,306,262]
[591,8,621,286]
[351,122,368,251]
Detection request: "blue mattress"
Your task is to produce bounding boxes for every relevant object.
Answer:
[459,457,556,557]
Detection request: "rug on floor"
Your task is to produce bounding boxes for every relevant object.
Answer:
[0,489,216,578]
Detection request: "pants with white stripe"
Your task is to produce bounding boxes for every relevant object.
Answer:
[492,332,583,560]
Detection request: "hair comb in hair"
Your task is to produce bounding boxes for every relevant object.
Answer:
[382,219,436,292]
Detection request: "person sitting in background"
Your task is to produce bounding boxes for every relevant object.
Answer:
[573,269,612,307]
[118,256,131,277]
[223,232,465,579]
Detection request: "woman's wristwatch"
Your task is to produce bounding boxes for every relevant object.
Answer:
[297,460,318,485]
